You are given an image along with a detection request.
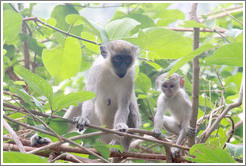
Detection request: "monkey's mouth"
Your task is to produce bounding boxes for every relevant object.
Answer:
[117,73,126,78]
[165,94,173,98]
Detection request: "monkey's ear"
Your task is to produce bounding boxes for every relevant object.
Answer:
[100,45,108,58]
[156,73,167,90]
[180,76,185,88]
[132,45,139,55]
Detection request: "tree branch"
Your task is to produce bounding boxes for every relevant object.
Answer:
[3,119,26,153]
[201,78,243,142]
[3,115,110,163]
[188,3,200,147]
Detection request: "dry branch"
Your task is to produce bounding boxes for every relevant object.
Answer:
[3,115,110,163]
[3,119,26,153]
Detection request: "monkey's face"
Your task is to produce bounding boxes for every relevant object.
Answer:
[161,79,179,98]
[111,55,133,78]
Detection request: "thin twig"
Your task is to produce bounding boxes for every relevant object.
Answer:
[202,78,243,142]
[50,153,83,163]
[203,5,243,17]
[23,17,100,45]
[223,116,235,149]
[165,27,226,33]
[9,3,32,36]
[199,8,243,23]
[216,4,243,26]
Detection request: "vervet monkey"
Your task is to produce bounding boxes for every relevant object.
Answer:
[64,40,141,154]
[153,73,195,158]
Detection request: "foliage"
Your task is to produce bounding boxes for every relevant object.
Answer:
[2,2,243,163]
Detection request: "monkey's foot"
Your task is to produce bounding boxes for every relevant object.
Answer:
[30,133,52,146]
[186,127,196,137]
[109,139,122,154]
[73,116,89,132]
[115,123,128,132]
[152,129,161,138]
[171,147,180,158]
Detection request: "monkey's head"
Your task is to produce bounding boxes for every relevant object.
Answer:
[100,40,139,78]
[156,73,185,98]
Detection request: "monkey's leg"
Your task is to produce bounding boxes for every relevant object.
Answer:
[163,115,185,158]
[162,115,181,136]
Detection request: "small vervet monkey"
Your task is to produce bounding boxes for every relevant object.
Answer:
[64,40,141,156]
[153,73,195,158]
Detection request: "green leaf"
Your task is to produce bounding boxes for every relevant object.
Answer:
[65,14,84,26]
[51,4,82,37]
[46,18,57,27]
[42,37,82,83]
[65,14,109,43]
[3,152,48,163]
[53,91,95,111]
[225,27,243,39]
[81,32,100,54]
[135,73,152,94]
[135,27,193,59]
[156,9,185,26]
[83,128,101,146]
[226,143,243,157]
[127,14,156,34]
[205,42,243,66]
[9,86,44,112]
[106,144,124,153]
[3,49,7,56]
[188,143,236,163]
[180,20,206,28]
[94,141,111,159]
[48,119,69,135]
[3,10,22,42]
[105,18,140,40]
[168,44,217,76]
[202,15,216,28]
[64,132,82,145]
[19,34,45,56]
[14,66,53,107]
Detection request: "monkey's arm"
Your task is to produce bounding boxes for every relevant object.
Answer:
[73,68,98,132]
[114,92,131,132]
[74,99,94,132]
[153,94,166,137]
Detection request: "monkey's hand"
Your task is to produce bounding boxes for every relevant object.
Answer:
[73,116,90,132]
[115,123,128,132]
[171,147,180,158]
[186,127,196,137]
[152,128,161,138]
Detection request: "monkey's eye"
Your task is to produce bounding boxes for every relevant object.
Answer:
[114,56,122,62]
[170,85,175,88]
[125,57,132,63]
[163,85,168,88]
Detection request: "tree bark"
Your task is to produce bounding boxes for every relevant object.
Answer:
[188,3,200,147]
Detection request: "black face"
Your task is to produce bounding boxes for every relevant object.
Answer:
[111,55,132,78]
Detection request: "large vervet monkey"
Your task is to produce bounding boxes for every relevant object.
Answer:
[64,40,141,155]
[31,40,141,161]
